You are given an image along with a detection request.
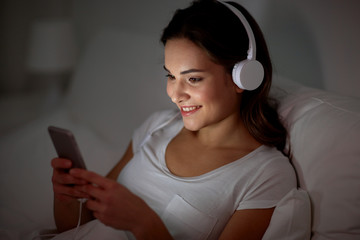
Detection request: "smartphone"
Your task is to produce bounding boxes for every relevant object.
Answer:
[48,126,87,169]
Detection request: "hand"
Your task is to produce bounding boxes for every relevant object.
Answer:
[69,168,151,232]
[51,158,89,202]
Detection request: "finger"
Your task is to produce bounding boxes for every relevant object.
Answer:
[51,158,72,169]
[53,170,88,185]
[70,169,109,189]
[53,183,91,199]
[73,184,104,200]
[85,198,104,212]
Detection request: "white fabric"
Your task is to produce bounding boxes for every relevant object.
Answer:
[272,76,360,239]
[262,188,311,240]
[118,109,297,239]
[51,219,129,240]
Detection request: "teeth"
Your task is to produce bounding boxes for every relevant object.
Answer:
[182,106,198,112]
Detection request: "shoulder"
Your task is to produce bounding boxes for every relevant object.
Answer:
[132,109,180,152]
[144,109,180,128]
[236,146,297,209]
[137,109,180,135]
[254,146,297,183]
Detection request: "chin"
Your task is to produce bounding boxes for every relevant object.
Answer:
[183,125,198,132]
[182,119,203,132]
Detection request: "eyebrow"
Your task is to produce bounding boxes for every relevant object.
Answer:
[163,65,205,75]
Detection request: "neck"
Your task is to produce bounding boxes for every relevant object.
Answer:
[187,113,257,149]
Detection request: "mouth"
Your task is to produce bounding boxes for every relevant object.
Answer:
[180,105,202,116]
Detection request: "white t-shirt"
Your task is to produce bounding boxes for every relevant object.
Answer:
[117,109,297,239]
[52,109,297,240]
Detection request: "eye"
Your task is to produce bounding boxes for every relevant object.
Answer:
[188,77,202,83]
[166,74,175,81]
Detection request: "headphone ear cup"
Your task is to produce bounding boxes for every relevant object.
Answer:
[232,60,264,90]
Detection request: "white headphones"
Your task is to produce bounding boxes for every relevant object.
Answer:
[218,1,264,91]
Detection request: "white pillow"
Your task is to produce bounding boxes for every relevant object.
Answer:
[262,188,311,240]
[272,76,360,239]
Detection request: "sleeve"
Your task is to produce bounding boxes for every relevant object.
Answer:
[132,109,179,153]
[237,154,297,210]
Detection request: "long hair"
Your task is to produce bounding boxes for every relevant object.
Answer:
[161,0,288,153]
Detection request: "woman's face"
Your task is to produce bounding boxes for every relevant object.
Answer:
[165,38,242,131]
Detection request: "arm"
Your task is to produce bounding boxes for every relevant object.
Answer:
[106,141,134,180]
[51,141,134,232]
[218,208,274,240]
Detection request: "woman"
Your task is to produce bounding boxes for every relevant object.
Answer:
[51,0,297,239]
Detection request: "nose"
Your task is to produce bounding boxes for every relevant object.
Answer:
[167,80,189,104]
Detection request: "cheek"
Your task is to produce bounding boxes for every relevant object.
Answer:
[166,82,172,98]
[202,84,239,110]
[197,85,223,103]
[192,87,212,103]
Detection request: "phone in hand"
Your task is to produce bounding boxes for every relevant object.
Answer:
[48,126,87,169]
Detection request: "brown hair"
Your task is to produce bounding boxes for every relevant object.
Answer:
[161,0,287,153]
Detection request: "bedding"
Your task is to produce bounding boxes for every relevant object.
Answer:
[272,76,360,239]
[263,188,311,240]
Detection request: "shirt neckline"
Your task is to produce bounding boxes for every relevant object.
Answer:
[159,119,266,181]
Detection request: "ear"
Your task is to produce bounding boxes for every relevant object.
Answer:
[233,82,244,93]
[235,86,244,93]
[227,72,244,93]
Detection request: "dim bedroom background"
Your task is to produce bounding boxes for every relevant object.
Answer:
[0,0,359,239]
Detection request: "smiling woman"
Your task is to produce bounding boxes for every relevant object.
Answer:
[161,0,288,152]
[50,1,297,239]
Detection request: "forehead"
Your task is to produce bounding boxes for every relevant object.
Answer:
[164,38,216,71]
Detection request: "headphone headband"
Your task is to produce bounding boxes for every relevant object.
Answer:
[217,1,264,91]
[218,1,256,60]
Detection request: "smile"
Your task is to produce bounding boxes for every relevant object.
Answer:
[180,106,202,116]
[182,106,199,112]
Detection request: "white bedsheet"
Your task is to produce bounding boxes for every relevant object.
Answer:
[51,220,130,240]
